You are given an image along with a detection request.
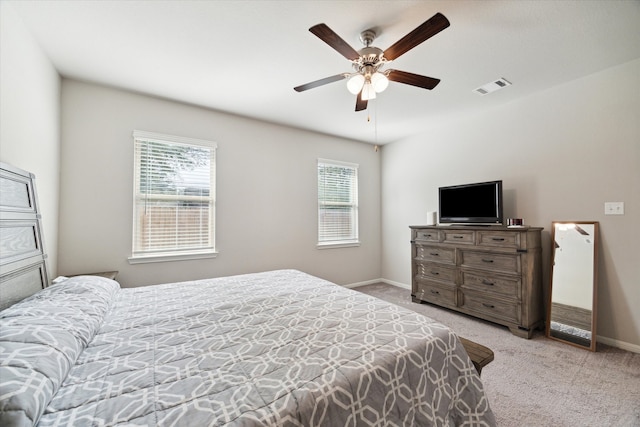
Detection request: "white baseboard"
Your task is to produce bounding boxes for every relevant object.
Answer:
[597,335,640,354]
[379,278,411,290]
[343,278,383,289]
[346,278,411,290]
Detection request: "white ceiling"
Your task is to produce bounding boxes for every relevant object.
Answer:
[9,1,640,144]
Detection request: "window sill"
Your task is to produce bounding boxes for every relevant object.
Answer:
[128,251,218,264]
[316,242,360,249]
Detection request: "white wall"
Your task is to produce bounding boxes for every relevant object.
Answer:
[59,80,381,288]
[0,3,61,278]
[381,59,640,349]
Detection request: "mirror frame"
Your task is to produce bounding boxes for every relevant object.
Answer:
[546,221,599,351]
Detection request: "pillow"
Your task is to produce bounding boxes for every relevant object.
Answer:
[0,276,119,426]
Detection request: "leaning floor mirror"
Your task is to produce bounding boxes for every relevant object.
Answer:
[546,221,599,351]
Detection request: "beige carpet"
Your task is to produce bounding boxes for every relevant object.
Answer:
[354,283,640,427]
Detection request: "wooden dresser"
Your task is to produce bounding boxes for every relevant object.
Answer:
[410,225,544,338]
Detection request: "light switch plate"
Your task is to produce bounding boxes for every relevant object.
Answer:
[604,202,624,215]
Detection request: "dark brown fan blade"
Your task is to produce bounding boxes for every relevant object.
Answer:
[387,70,440,90]
[383,13,450,61]
[355,92,368,112]
[294,74,347,92]
[309,23,360,61]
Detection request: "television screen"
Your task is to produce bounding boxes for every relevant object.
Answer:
[439,180,503,224]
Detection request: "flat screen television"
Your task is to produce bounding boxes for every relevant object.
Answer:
[438,180,503,225]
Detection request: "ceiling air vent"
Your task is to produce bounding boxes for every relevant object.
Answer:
[473,78,511,96]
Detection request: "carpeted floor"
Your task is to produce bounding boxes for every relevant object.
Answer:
[354,283,640,427]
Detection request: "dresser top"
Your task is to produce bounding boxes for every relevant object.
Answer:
[410,225,544,231]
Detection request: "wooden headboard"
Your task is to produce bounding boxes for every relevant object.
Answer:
[0,162,49,311]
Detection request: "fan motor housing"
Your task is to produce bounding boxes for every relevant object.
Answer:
[354,46,385,73]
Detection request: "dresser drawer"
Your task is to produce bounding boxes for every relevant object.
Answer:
[461,291,520,323]
[460,250,521,274]
[415,245,455,265]
[414,229,440,242]
[477,231,520,249]
[416,262,456,284]
[415,281,457,308]
[442,230,475,245]
[461,270,521,299]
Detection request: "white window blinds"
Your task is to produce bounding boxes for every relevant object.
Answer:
[317,159,359,246]
[131,131,216,260]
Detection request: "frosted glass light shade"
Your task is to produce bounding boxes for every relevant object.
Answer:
[347,74,365,94]
[371,72,389,93]
[361,82,377,100]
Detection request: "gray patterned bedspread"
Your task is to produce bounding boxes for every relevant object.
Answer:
[0,269,495,426]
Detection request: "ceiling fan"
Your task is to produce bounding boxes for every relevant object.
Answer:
[294,13,450,112]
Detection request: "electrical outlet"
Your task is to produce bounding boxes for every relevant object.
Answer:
[604,202,624,215]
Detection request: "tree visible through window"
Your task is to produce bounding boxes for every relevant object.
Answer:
[131,131,216,261]
[317,159,359,247]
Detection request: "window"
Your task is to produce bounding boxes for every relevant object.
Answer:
[129,131,216,263]
[317,159,359,248]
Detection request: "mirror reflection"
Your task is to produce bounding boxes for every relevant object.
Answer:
[547,221,598,351]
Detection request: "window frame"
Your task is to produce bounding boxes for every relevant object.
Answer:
[317,158,360,249]
[128,130,217,264]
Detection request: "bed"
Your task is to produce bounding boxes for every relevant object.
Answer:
[0,163,495,426]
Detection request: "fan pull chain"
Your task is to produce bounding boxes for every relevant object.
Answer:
[373,100,379,152]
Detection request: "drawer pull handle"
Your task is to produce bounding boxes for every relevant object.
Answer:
[430,290,440,295]
[482,303,495,309]
[453,235,464,239]
[482,259,494,263]
[481,280,495,286]
[430,271,440,276]
[430,252,440,256]
[492,238,505,241]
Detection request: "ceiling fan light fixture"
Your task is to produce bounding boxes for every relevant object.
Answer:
[295,13,450,111]
[371,72,389,93]
[361,81,376,100]
[347,74,365,94]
